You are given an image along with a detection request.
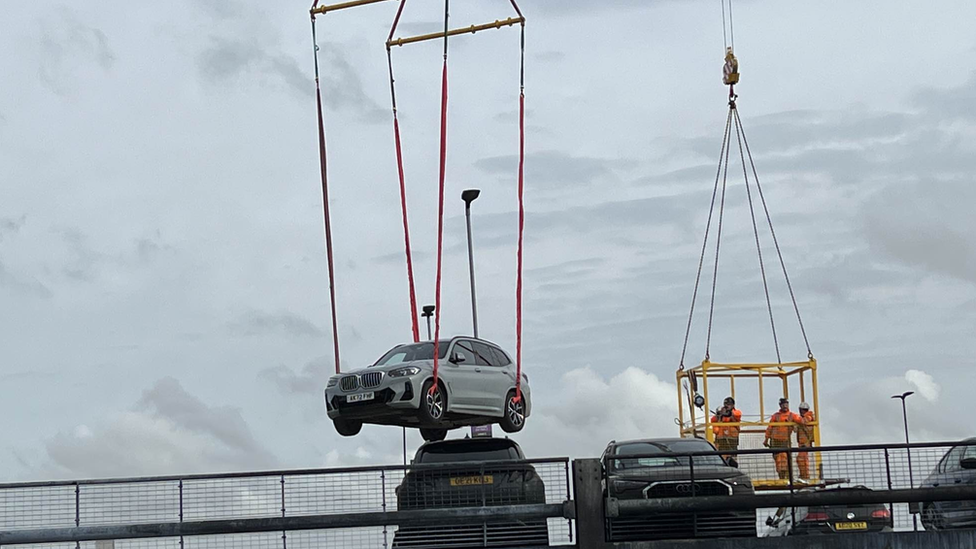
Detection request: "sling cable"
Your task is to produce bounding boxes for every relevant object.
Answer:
[309,0,397,374]
[674,0,822,490]
[385,0,527,406]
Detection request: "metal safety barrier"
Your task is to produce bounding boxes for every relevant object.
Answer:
[3,441,976,547]
[0,459,573,548]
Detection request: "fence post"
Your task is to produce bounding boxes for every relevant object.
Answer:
[480,462,487,547]
[179,479,184,549]
[381,470,389,549]
[689,456,698,537]
[75,482,80,549]
[572,459,610,549]
[280,475,287,549]
[565,461,573,543]
[884,449,895,529]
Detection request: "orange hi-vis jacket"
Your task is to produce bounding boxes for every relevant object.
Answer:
[797,410,815,445]
[712,408,743,439]
[766,410,804,442]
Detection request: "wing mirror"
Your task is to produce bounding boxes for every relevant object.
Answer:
[961,457,976,470]
[449,352,466,364]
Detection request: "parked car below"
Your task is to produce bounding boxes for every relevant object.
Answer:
[392,437,549,548]
[602,437,757,542]
[764,486,893,536]
[919,438,976,530]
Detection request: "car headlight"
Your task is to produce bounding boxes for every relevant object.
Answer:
[389,366,421,378]
[611,479,648,493]
[326,377,338,388]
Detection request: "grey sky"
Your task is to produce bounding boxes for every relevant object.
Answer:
[2,0,975,481]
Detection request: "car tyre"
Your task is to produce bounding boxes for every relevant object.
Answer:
[333,418,362,437]
[420,428,448,442]
[419,379,447,423]
[922,504,943,531]
[500,390,526,433]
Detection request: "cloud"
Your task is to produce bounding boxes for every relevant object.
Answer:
[260,357,332,396]
[37,12,115,95]
[518,366,678,459]
[474,150,630,191]
[905,369,940,402]
[228,309,325,338]
[0,215,26,240]
[43,378,276,478]
[197,38,385,123]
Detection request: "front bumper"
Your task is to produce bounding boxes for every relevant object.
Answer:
[325,373,424,421]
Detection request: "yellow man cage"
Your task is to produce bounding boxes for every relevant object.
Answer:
[676,358,822,490]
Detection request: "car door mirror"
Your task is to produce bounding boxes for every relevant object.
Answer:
[961,457,976,470]
[450,352,466,364]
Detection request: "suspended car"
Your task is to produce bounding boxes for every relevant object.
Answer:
[324,337,531,442]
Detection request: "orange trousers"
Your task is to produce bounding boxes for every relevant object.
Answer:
[797,444,811,479]
[769,439,790,479]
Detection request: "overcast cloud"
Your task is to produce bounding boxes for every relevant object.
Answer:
[2,0,976,481]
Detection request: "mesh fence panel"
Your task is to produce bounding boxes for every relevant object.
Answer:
[1,460,572,548]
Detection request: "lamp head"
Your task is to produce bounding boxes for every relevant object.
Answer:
[461,189,481,205]
[422,305,435,317]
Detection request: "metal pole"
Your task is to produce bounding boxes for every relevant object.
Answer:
[893,390,917,531]
[462,190,480,338]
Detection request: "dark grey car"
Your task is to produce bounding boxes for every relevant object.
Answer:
[919,438,976,530]
[602,438,757,541]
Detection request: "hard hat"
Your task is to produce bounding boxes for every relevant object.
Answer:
[724,396,735,405]
[799,402,810,410]
[779,397,789,404]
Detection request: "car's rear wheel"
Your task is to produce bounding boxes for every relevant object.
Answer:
[419,380,446,423]
[333,418,362,437]
[500,390,525,433]
[420,428,448,442]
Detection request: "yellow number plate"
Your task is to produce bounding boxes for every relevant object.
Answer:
[834,521,868,531]
[449,475,494,486]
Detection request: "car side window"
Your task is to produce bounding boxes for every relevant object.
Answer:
[453,340,477,365]
[471,342,494,366]
[944,446,966,473]
[488,346,511,366]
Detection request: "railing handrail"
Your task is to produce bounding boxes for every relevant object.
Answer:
[0,457,571,490]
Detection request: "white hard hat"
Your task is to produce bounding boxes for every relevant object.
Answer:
[799,402,811,410]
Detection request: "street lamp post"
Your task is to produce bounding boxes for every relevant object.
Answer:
[892,390,916,530]
[461,189,481,338]
[421,305,435,341]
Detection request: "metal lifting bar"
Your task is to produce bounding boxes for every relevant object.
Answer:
[311,0,393,16]
[387,17,524,48]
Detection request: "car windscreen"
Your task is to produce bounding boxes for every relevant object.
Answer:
[612,441,726,470]
[373,342,449,366]
[417,442,521,464]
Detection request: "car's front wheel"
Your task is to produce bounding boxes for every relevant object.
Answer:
[333,418,362,437]
[420,428,448,442]
[922,504,944,531]
[500,390,526,433]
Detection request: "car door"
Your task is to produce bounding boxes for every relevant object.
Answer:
[471,341,509,414]
[444,339,481,413]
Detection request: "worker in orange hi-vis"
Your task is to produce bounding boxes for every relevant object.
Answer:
[795,402,816,480]
[712,397,743,464]
[763,398,804,480]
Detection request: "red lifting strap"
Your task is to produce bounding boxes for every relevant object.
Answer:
[386,0,421,344]
[310,13,342,375]
[513,12,525,402]
[430,57,449,393]
[514,89,525,402]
